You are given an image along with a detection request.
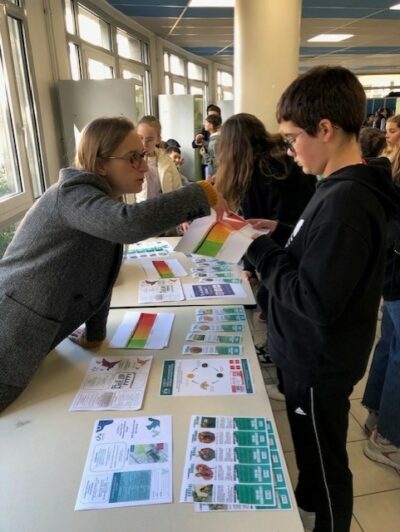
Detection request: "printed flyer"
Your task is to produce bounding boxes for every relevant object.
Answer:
[125,240,172,260]
[138,279,184,304]
[182,282,246,300]
[70,355,152,411]
[75,415,172,510]
[160,358,254,396]
[180,415,291,510]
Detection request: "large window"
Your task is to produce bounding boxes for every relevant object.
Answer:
[64,1,152,114]
[164,51,208,101]
[359,74,400,99]
[217,69,233,101]
[0,3,45,224]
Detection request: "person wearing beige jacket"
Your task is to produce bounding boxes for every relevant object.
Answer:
[133,115,182,203]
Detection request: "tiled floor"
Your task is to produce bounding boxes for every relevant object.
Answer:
[247,308,400,532]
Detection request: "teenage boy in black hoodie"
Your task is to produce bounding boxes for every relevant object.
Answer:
[246,66,399,532]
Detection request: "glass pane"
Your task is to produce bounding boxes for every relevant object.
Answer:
[65,0,76,34]
[220,71,233,87]
[78,5,111,50]
[0,55,21,200]
[8,17,45,198]
[188,62,203,81]
[222,89,233,100]
[87,58,113,80]
[170,54,185,76]
[116,29,141,62]
[69,42,81,80]
[173,81,186,95]
[163,52,169,72]
[0,219,20,258]
[189,84,202,95]
[122,69,142,81]
[164,75,170,94]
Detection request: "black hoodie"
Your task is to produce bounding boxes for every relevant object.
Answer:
[247,163,399,386]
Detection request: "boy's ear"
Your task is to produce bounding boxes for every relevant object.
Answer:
[319,119,336,141]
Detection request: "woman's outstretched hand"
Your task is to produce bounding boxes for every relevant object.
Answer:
[246,218,278,235]
[214,191,231,221]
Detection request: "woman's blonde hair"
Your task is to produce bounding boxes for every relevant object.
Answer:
[74,116,134,173]
[215,113,289,211]
[384,115,400,181]
[137,115,162,137]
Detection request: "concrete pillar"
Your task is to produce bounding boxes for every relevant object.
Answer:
[234,0,302,132]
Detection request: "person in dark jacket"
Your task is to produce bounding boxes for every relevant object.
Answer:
[215,112,316,399]
[361,175,400,472]
[0,116,228,413]
[245,66,399,532]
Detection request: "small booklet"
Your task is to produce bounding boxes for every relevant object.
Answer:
[175,212,268,263]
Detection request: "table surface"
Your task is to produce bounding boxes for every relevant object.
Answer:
[0,306,302,532]
[110,239,256,308]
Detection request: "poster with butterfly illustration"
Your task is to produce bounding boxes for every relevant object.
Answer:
[69,355,152,411]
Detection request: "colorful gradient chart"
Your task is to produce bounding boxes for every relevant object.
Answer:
[152,260,175,278]
[194,222,233,257]
[127,313,157,348]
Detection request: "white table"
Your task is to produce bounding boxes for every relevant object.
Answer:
[0,306,302,532]
[111,249,256,308]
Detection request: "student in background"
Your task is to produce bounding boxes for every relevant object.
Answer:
[192,104,221,178]
[0,116,228,413]
[245,66,398,532]
[166,146,189,186]
[134,115,182,202]
[201,113,222,179]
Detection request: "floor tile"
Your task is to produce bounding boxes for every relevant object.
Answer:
[350,400,369,437]
[348,440,400,497]
[348,410,368,442]
[353,489,400,532]
[351,373,369,400]
[283,450,298,487]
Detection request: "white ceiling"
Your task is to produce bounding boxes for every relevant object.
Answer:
[107,1,400,73]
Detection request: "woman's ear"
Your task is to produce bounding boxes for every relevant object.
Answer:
[95,158,108,176]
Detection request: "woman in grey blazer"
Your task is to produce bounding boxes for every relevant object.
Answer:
[0,116,227,412]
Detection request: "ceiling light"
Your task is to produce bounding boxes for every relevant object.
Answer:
[308,34,354,43]
[389,3,400,9]
[188,0,235,7]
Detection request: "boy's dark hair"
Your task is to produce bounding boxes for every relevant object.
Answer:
[276,66,366,137]
[165,138,181,149]
[207,104,221,115]
[206,114,222,129]
[359,127,387,158]
[166,146,181,155]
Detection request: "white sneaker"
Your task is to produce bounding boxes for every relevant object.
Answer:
[364,430,400,472]
[266,384,285,402]
[364,411,378,436]
[298,506,316,531]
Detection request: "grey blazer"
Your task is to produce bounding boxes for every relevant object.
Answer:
[0,167,210,393]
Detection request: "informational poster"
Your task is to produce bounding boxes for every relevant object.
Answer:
[138,279,184,304]
[160,358,254,396]
[70,355,152,411]
[182,283,246,300]
[180,416,291,511]
[140,259,187,280]
[110,311,174,349]
[75,416,172,510]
